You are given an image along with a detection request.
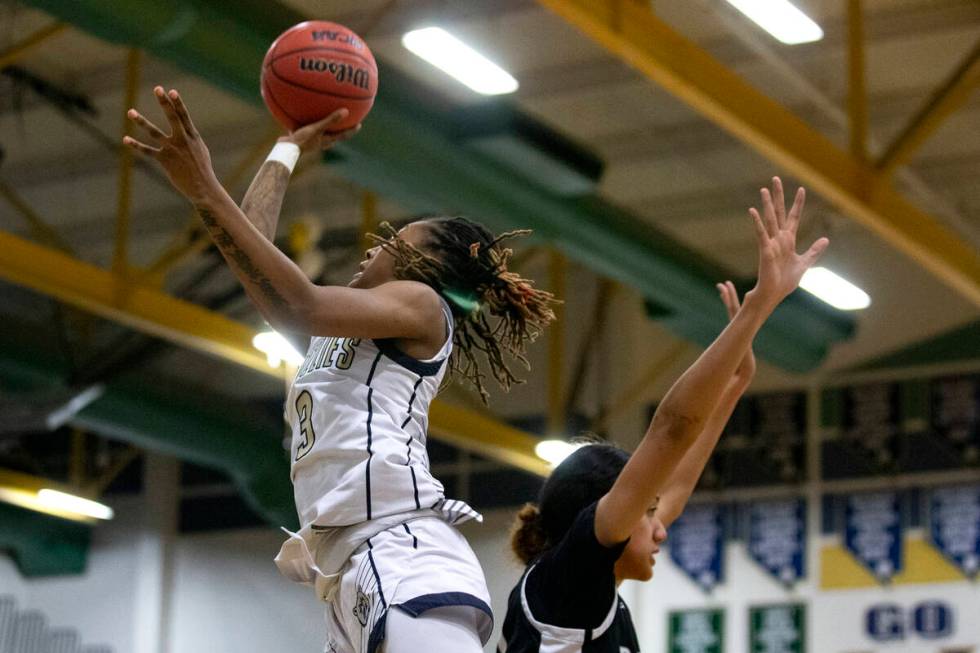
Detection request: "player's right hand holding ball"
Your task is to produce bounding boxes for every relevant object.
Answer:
[279,108,362,154]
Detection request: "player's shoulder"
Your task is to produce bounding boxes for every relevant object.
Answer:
[373,280,444,316]
[373,279,439,300]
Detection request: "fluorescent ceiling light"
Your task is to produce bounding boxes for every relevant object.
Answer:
[402,27,519,95]
[253,331,304,369]
[37,489,114,521]
[535,440,584,467]
[0,486,111,523]
[723,0,824,44]
[799,267,870,310]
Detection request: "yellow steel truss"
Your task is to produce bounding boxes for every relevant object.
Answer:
[535,0,980,307]
[0,230,548,476]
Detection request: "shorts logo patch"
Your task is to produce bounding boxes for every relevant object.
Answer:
[353,587,371,627]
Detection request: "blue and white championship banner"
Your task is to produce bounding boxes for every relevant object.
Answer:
[669,503,725,591]
[929,484,980,578]
[748,498,806,586]
[844,491,903,582]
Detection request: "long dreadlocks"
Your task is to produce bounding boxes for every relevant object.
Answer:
[368,216,558,402]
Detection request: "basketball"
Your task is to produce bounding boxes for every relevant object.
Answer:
[261,21,378,133]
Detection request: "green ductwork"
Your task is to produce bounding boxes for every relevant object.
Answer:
[0,331,295,576]
[22,0,854,371]
[72,379,294,528]
[0,503,90,577]
[850,319,980,372]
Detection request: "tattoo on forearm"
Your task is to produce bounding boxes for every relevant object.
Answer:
[197,207,287,309]
[240,162,291,241]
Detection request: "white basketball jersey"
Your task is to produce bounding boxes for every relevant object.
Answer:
[285,300,455,528]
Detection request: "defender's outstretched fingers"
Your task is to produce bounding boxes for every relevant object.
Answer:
[726,280,741,313]
[759,187,779,237]
[123,135,160,157]
[749,207,768,245]
[717,282,737,320]
[787,187,806,234]
[167,89,198,138]
[127,109,167,141]
[802,236,830,266]
[772,177,786,229]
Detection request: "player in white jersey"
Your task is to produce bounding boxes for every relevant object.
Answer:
[124,89,556,653]
[498,177,829,652]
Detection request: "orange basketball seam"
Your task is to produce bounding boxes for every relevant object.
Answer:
[261,79,304,128]
[267,45,377,71]
[266,66,376,102]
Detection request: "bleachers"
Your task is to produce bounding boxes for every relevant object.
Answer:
[0,597,112,653]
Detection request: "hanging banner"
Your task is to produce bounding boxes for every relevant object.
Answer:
[929,485,980,578]
[669,503,724,591]
[842,382,901,469]
[668,608,725,653]
[748,498,806,585]
[749,603,806,653]
[751,392,807,483]
[930,375,980,464]
[844,491,903,582]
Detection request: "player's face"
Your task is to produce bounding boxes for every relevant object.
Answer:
[614,505,667,583]
[349,222,430,289]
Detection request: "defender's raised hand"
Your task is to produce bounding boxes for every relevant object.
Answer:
[748,176,829,310]
[717,280,756,393]
[124,86,219,205]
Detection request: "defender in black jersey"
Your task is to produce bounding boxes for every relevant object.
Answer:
[498,177,829,652]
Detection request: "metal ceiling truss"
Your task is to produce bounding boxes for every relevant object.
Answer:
[534,0,980,306]
[0,230,550,475]
[19,0,854,372]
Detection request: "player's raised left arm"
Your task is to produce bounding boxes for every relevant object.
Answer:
[123,86,433,339]
[656,281,756,527]
[594,177,828,546]
[239,109,360,242]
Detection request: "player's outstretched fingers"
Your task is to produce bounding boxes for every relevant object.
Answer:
[787,187,806,235]
[153,86,182,134]
[123,135,160,157]
[772,177,786,229]
[726,280,741,313]
[718,281,740,320]
[321,107,350,128]
[749,207,769,246]
[167,89,198,138]
[322,124,361,149]
[127,109,167,141]
[759,187,779,237]
[802,236,830,267]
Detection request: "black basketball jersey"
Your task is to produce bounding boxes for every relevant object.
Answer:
[497,503,641,653]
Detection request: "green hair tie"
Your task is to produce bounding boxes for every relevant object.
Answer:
[443,288,481,316]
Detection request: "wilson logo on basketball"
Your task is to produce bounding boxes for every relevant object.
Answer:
[298,58,371,90]
[311,30,364,50]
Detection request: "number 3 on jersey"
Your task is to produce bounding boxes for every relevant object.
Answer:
[294,390,315,461]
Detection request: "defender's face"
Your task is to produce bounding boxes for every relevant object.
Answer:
[349,222,431,289]
[614,507,668,583]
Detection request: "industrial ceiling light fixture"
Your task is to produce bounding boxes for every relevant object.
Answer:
[722,0,824,45]
[800,267,871,310]
[252,330,304,369]
[535,439,584,467]
[0,485,113,523]
[402,27,519,95]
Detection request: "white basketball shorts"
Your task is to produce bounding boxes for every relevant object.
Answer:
[321,516,493,653]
